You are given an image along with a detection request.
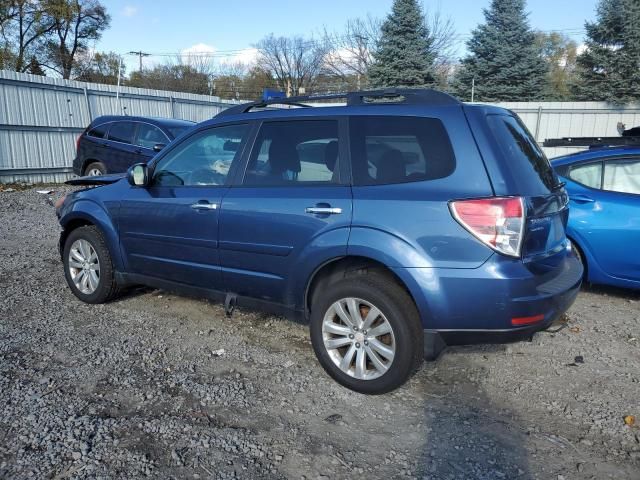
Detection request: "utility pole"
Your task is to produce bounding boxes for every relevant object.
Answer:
[128,50,150,72]
[471,77,476,103]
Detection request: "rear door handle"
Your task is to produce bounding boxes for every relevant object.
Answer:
[305,207,342,215]
[571,194,595,204]
[191,202,218,210]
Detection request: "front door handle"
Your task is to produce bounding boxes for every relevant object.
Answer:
[191,202,218,210]
[571,194,595,204]
[305,207,342,215]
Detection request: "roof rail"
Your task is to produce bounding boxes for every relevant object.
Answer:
[215,88,460,118]
[543,136,640,148]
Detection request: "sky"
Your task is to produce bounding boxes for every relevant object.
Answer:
[96,0,600,73]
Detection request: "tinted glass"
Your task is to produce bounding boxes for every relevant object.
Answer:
[244,120,340,186]
[604,158,640,194]
[136,123,168,149]
[487,114,559,192]
[167,126,193,138]
[108,122,135,144]
[88,123,108,139]
[153,124,249,187]
[569,162,602,189]
[349,116,455,186]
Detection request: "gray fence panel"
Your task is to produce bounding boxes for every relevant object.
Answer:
[0,70,240,183]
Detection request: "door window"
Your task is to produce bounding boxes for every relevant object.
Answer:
[603,159,640,194]
[349,116,455,185]
[244,120,340,186]
[152,124,249,187]
[568,162,603,189]
[136,123,169,149]
[108,121,135,144]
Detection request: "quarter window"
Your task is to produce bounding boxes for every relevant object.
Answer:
[568,162,602,189]
[88,123,108,139]
[152,124,249,187]
[108,121,135,144]
[244,120,340,186]
[603,158,640,194]
[349,116,455,186]
[136,123,168,149]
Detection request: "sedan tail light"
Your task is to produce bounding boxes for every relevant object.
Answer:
[450,197,525,258]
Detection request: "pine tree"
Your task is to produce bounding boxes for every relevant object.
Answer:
[451,0,548,101]
[368,0,436,88]
[574,0,640,103]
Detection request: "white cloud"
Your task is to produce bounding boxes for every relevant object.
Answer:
[229,48,259,66]
[181,43,216,63]
[122,5,138,17]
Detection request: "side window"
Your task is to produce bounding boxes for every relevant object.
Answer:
[603,158,640,194]
[244,120,340,186]
[136,123,168,149]
[88,123,108,139]
[152,124,249,187]
[108,121,135,144]
[568,162,602,189]
[350,116,455,186]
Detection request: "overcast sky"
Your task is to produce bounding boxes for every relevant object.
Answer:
[96,0,600,72]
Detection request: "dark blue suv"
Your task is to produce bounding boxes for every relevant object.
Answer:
[72,116,195,176]
[56,89,582,394]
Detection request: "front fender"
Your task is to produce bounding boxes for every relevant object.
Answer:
[59,199,124,272]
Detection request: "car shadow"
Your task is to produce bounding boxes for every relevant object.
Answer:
[417,358,532,479]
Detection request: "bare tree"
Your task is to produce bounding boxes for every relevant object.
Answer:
[44,0,110,79]
[424,5,457,87]
[322,15,381,89]
[255,34,329,96]
[0,0,55,72]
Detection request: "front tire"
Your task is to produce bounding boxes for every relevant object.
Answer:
[310,273,423,394]
[63,226,120,304]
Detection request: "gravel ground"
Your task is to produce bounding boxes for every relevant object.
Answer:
[0,186,639,480]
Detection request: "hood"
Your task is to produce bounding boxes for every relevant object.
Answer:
[66,173,125,186]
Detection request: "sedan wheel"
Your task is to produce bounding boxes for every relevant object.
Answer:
[322,297,396,380]
[68,238,101,294]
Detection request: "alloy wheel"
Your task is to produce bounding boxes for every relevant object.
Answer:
[68,239,100,294]
[322,297,396,380]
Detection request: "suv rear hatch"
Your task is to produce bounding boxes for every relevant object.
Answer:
[465,107,569,262]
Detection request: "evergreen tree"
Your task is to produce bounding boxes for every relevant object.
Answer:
[368,0,436,88]
[451,0,547,101]
[574,0,640,103]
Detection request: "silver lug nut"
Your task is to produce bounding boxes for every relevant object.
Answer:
[355,342,361,348]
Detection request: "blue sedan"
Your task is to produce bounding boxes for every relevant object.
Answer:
[552,146,640,290]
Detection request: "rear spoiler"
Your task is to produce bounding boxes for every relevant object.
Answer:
[66,173,125,186]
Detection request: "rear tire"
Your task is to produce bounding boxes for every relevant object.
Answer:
[63,226,120,304]
[84,161,106,176]
[570,240,587,281]
[309,272,423,394]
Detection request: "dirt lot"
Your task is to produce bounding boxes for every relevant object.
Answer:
[0,186,639,480]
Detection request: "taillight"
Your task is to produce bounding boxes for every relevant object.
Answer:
[76,133,82,152]
[450,197,525,258]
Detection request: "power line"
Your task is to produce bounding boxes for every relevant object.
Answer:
[128,50,151,71]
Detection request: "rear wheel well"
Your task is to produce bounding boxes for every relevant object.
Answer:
[568,236,588,281]
[305,256,417,318]
[82,159,103,175]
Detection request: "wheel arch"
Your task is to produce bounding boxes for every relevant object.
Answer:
[59,205,124,272]
[304,255,428,325]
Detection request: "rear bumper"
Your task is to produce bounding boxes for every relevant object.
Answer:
[393,248,583,343]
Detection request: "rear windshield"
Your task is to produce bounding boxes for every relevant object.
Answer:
[487,114,559,192]
[167,126,193,139]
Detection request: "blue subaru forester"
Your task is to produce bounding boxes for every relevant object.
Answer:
[56,89,583,394]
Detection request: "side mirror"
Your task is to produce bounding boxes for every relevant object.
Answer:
[153,143,166,152]
[128,163,149,187]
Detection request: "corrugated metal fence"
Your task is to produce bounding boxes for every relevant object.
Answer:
[0,70,239,183]
[2,69,640,183]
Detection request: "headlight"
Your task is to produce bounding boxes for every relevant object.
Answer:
[54,195,67,210]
